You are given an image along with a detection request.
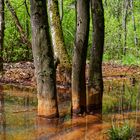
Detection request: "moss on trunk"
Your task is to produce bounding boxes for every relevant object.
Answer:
[48,0,71,69]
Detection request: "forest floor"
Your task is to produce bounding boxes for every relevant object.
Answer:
[0,62,140,140]
[0,61,140,87]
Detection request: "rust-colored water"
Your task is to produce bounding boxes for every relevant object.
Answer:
[0,83,140,140]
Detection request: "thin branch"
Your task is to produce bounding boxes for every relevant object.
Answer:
[5,0,31,48]
[24,0,30,17]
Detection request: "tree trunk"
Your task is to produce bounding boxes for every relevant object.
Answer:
[24,0,31,59]
[88,0,104,113]
[130,0,138,47]
[0,0,4,72]
[122,0,128,55]
[59,0,63,22]
[6,0,31,48]
[72,0,89,115]
[48,0,70,69]
[30,0,58,118]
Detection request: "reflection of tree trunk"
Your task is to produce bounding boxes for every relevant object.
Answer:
[48,0,70,69]
[122,0,128,55]
[0,85,6,140]
[30,0,58,118]
[72,0,89,115]
[88,0,104,113]
[5,0,31,48]
[36,117,58,139]
[0,0,4,72]
[134,85,140,138]
[130,0,138,47]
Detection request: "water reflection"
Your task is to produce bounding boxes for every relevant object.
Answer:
[35,114,103,140]
[0,85,6,140]
[0,81,140,139]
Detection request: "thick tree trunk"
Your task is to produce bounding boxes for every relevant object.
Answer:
[48,0,70,69]
[88,0,104,113]
[30,0,58,118]
[72,0,89,115]
[0,0,4,72]
[6,0,31,48]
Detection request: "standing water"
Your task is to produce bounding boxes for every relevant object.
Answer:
[0,78,140,140]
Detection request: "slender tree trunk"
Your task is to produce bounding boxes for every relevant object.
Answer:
[59,0,63,22]
[0,0,4,72]
[72,0,89,115]
[48,0,70,69]
[130,0,138,47]
[5,0,31,48]
[122,0,128,55]
[88,0,104,113]
[24,0,31,59]
[30,0,58,118]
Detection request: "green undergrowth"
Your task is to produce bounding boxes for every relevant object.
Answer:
[108,122,134,140]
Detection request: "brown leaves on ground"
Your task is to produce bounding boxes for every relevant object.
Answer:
[0,61,140,86]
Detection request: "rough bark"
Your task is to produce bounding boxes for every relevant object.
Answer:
[30,0,58,118]
[88,0,104,113]
[0,0,4,72]
[48,0,70,69]
[6,0,31,48]
[72,0,89,115]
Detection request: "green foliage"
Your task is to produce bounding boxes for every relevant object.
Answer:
[62,0,75,56]
[108,122,134,140]
[3,0,140,64]
[103,0,140,64]
[4,0,32,62]
[122,53,140,65]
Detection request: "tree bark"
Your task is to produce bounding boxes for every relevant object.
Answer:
[88,0,104,113]
[72,0,89,115]
[24,0,31,59]
[130,0,138,47]
[0,0,4,72]
[59,0,63,22]
[122,0,128,55]
[48,0,70,69]
[6,0,31,48]
[30,0,58,118]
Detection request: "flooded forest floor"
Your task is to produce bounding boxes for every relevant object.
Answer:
[0,62,140,140]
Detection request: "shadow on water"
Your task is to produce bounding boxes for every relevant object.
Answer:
[0,80,140,139]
